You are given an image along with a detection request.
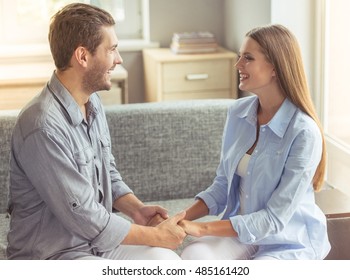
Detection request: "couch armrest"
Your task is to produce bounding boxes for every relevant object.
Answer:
[315,188,350,259]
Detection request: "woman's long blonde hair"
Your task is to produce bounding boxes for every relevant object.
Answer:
[246,24,326,191]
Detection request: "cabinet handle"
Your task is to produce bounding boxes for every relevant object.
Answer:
[186,73,209,81]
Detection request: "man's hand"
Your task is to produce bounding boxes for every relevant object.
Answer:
[132,205,169,226]
[153,211,187,249]
[122,211,187,250]
[113,194,168,226]
[147,213,165,227]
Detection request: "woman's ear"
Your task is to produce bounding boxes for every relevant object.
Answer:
[272,68,276,77]
[74,46,89,68]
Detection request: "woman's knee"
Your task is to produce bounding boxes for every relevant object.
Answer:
[181,237,220,260]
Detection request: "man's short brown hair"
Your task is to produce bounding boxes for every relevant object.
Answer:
[49,3,115,71]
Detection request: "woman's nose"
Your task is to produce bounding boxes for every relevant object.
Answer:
[234,57,242,69]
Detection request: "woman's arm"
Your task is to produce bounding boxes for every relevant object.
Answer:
[179,199,238,238]
[179,220,238,238]
[183,199,210,221]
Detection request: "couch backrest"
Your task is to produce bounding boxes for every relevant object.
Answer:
[0,99,234,212]
[105,99,234,202]
[0,111,19,213]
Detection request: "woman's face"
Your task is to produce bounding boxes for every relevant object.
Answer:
[235,37,276,95]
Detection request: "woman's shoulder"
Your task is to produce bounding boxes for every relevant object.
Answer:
[228,95,258,115]
[293,107,320,132]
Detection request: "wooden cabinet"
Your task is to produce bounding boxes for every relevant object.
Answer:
[142,47,238,102]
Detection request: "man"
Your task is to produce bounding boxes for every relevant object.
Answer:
[7,3,185,260]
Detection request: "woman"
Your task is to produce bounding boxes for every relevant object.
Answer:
[179,24,330,260]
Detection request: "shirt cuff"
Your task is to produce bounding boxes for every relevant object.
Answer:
[195,191,219,216]
[91,212,131,252]
[229,215,256,244]
[112,180,134,202]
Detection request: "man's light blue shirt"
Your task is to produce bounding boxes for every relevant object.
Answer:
[197,95,331,259]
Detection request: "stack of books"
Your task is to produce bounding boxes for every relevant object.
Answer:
[170,31,218,54]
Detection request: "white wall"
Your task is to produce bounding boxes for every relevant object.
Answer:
[270,0,320,107]
[224,0,271,53]
[223,0,271,97]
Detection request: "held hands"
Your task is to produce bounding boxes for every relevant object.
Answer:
[132,205,187,249]
[132,204,169,226]
[178,220,204,237]
[154,211,187,249]
[147,213,166,226]
[145,208,205,238]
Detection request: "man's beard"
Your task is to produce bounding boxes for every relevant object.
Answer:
[82,63,112,94]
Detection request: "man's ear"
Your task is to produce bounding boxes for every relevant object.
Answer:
[74,46,89,68]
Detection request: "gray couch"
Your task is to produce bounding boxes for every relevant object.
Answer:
[0,99,349,260]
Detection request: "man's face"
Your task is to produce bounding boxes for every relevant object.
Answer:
[82,26,122,94]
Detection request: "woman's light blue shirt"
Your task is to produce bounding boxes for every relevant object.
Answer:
[197,96,331,259]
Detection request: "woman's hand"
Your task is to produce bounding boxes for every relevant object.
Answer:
[178,220,204,237]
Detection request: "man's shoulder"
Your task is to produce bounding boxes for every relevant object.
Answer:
[15,89,65,137]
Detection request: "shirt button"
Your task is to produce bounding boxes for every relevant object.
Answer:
[261,128,266,132]
[247,171,251,175]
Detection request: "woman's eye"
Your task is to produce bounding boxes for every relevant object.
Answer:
[237,55,254,62]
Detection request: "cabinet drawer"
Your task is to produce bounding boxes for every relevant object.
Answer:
[163,90,231,101]
[162,59,231,93]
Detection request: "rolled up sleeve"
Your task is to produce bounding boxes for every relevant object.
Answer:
[91,213,131,252]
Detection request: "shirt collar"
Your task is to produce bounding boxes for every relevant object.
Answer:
[267,98,297,138]
[236,95,259,126]
[237,95,297,138]
[47,72,99,127]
